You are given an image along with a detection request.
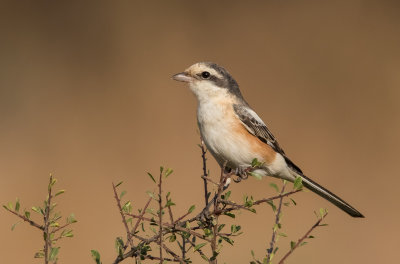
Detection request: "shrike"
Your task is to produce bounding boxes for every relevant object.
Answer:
[172,62,363,218]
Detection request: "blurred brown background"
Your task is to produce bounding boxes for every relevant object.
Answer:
[1,1,399,263]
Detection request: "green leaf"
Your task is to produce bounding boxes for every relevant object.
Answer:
[48,177,57,191]
[221,236,234,245]
[218,224,225,232]
[194,243,207,252]
[201,255,209,261]
[251,158,262,167]
[300,241,308,247]
[24,210,31,219]
[169,234,176,242]
[67,213,77,224]
[15,198,20,212]
[49,247,60,261]
[11,221,20,231]
[308,235,315,238]
[269,183,279,193]
[34,250,45,258]
[119,191,126,199]
[115,181,123,187]
[115,237,124,257]
[293,177,303,190]
[91,250,102,264]
[165,168,173,177]
[61,229,74,238]
[122,201,132,213]
[224,212,235,218]
[319,208,327,218]
[32,206,43,215]
[147,173,156,183]
[290,241,296,250]
[222,191,231,200]
[7,202,13,211]
[267,201,276,212]
[146,191,156,200]
[55,190,65,196]
[248,171,263,180]
[290,198,297,206]
[278,232,287,237]
[188,205,196,213]
[160,166,164,174]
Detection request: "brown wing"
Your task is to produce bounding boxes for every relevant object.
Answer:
[233,104,303,174]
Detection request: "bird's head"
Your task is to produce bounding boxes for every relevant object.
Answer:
[172,62,244,102]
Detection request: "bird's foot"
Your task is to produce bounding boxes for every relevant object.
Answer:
[233,165,250,183]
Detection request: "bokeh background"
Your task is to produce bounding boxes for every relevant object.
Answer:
[1,1,399,263]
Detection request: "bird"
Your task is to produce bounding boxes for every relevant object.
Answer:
[172,62,364,218]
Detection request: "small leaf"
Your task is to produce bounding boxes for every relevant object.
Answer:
[146,191,157,200]
[34,250,45,258]
[49,247,60,261]
[24,210,31,219]
[115,237,124,257]
[269,183,279,192]
[11,221,21,231]
[188,205,196,213]
[67,213,77,224]
[221,236,234,245]
[278,232,287,237]
[293,177,303,190]
[224,212,235,218]
[218,224,225,232]
[31,206,42,215]
[160,166,164,173]
[147,173,156,183]
[290,241,296,250]
[300,241,308,247]
[15,198,20,212]
[165,168,173,177]
[115,181,123,187]
[7,202,13,211]
[308,235,315,239]
[290,198,297,206]
[194,243,207,252]
[120,191,126,199]
[248,171,263,180]
[55,190,65,196]
[91,250,102,264]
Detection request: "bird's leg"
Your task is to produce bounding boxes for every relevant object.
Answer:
[233,165,250,183]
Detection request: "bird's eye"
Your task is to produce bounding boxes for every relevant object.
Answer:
[201,71,211,79]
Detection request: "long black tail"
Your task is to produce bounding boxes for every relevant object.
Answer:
[290,170,364,218]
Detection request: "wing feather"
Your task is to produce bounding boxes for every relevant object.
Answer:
[233,104,303,174]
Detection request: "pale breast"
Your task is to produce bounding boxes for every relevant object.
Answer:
[197,97,276,170]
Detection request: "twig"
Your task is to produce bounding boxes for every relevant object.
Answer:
[163,244,185,263]
[253,190,301,205]
[3,207,44,231]
[112,182,133,249]
[277,213,328,264]
[158,170,164,263]
[200,139,209,206]
[132,197,152,235]
[44,176,54,264]
[127,213,212,243]
[266,182,287,262]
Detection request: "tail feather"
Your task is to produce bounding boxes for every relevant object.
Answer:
[290,170,364,218]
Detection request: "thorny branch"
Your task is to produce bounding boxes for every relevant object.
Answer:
[266,181,287,262]
[109,142,326,264]
[277,212,328,264]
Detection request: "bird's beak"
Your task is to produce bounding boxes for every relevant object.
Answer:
[172,72,192,83]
